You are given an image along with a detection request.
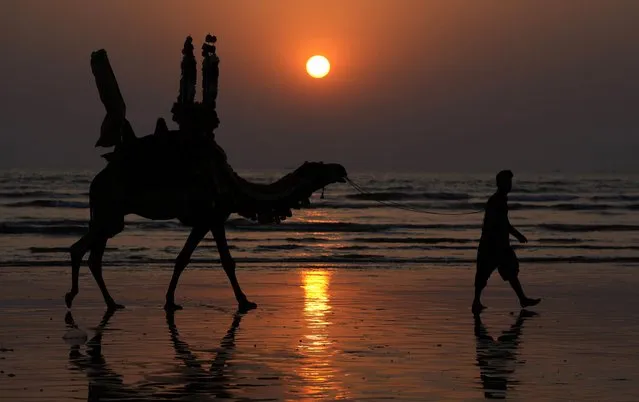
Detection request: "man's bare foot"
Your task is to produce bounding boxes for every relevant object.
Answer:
[472,302,487,315]
[520,298,541,309]
[238,300,258,313]
[106,302,126,311]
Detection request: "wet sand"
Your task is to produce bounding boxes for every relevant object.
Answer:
[1,264,639,401]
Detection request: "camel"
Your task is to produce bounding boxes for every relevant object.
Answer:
[65,130,347,312]
[68,36,346,311]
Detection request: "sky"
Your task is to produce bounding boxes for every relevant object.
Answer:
[1,0,639,173]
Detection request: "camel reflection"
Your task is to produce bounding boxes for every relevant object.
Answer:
[65,309,145,401]
[164,310,243,399]
[474,310,538,399]
[66,309,245,401]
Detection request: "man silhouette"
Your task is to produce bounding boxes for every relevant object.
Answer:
[472,170,540,315]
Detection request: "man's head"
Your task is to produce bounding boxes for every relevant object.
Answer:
[496,170,513,193]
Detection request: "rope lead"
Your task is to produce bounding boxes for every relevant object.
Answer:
[344,178,484,216]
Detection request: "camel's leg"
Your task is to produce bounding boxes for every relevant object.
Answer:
[66,230,98,308]
[164,226,208,311]
[211,224,257,311]
[88,237,124,310]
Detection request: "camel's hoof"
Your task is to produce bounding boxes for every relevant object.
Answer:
[64,311,76,327]
[107,303,126,311]
[164,303,183,312]
[238,300,258,313]
[519,309,539,318]
[65,292,77,309]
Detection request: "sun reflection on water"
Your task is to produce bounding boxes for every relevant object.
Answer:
[299,269,346,399]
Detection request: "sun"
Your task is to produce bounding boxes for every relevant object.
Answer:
[306,55,330,79]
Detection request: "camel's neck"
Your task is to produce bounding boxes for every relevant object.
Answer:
[224,169,315,223]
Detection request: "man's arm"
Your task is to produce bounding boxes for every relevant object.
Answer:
[502,197,527,243]
[509,222,528,243]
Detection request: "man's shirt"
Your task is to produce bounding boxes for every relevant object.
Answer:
[480,192,510,248]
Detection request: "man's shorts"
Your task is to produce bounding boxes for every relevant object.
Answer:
[476,245,519,282]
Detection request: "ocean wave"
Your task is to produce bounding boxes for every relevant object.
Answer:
[255,244,305,251]
[519,179,570,186]
[508,203,633,211]
[509,194,579,202]
[386,185,415,191]
[4,217,639,237]
[320,201,636,212]
[29,246,118,253]
[4,200,89,208]
[591,195,639,202]
[227,221,481,233]
[515,187,582,194]
[0,220,88,235]
[3,255,639,268]
[334,245,370,250]
[351,237,474,244]
[537,237,582,243]
[228,221,400,233]
[346,191,469,201]
[317,201,484,210]
[0,190,79,199]
[0,219,187,236]
[2,219,424,236]
[3,194,639,214]
[543,203,613,211]
[539,223,639,232]
[29,247,70,253]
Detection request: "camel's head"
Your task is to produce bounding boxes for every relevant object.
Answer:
[295,161,348,190]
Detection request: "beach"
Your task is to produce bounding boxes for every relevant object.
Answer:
[1,264,638,401]
[2,170,639,400]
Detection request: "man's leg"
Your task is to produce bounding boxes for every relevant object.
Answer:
[473,259,491,314]
[501,249,541,308]
[507,276,526,301]
[508,277,541,308]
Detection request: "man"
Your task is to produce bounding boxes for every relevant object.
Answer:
[472,170,540,315]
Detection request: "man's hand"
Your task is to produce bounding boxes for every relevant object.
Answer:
[516,234,528,244]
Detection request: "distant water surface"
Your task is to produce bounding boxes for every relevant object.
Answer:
[2,170,639,268]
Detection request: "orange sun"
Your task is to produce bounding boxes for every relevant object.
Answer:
[306,55,330,78]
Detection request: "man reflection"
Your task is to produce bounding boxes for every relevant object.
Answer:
[474,310,538,399]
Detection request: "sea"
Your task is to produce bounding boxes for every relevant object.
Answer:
[1,169,639,269]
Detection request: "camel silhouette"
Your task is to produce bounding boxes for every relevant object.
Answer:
[64,131,347,311]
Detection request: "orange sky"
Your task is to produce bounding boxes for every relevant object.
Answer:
[2,1,639,171]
